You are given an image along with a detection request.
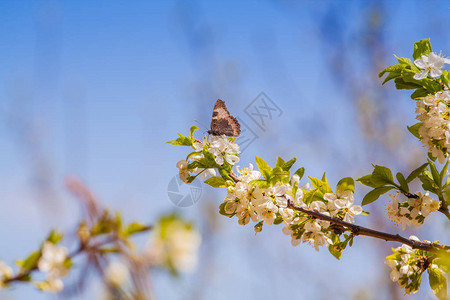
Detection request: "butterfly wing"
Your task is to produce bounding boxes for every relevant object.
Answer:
[209,99,241,137]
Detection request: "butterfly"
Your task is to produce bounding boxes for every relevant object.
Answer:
[207,99,241,137]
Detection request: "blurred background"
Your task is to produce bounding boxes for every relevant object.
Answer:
[1,0,450,299]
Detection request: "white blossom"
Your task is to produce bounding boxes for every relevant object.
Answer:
[208,135,240,166]
[37,242,69,292]
[105,261,129,286]
[0,261,13,289]
[413,52,448,80]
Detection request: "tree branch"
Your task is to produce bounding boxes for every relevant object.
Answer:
[228,171,449,252]
[286,199,449,252]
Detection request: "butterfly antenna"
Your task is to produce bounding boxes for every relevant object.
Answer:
[194,119,209,135]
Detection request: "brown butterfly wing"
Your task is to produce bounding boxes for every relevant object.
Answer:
[208,99,241,136]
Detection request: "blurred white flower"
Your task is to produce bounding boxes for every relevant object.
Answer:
[0,261,13,288]
[105,261,129,286]
[37,242,69,292]
[148,219,201,273]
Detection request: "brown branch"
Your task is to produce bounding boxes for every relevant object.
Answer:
[3,225,153,286]
[286,199,449,252]
[228,171,449,252]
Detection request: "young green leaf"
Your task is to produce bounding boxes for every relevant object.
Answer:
[413,38,432,61]
[255,155,272,181]
[308,176,331,194]
[276,156,285,168]
[336,177,355,194]
[281,157,297,171]
[362,186,394,206]
[407,123,423,140]
[189,126,199,138]
[439,159,449,183]
[419,172,439,194]
[204,176,227,188]
[19,251,41,271]
[441,70,450,87]
[428,267,447,300]
[167,132,193,146]
[410,88,429,100]
[294,167,305,181]
[396,172,409,193]
[219,202,234,217]
[428,159,442,188]
[271,167,290,184]
[356,174,378,188]
[406,162,428,183]
[371,165,395,186]
[124,222,149,236]
[46,230,63,244]
[328,244,343,260]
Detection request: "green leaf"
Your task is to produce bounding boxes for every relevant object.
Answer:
[421,78,443,94]
[271,167,290,184]
[276,156,285,168]
[46,230,63,244]
[204,176,227,188]
[413,38,432,61]
[395,55,416,68]
[442,70,450,87]
[167,132,193,146]
[410,88,429,99]
[439,159,449,182]
[357,174,378,188]
[371,165,395,186]
[394,77,422,90]
[428,267,447,300]
[294,167,305,181]
[328,243,343,260]
[406,162,428,183]
[249,179,271,188]
[336,177,355,194]
[396,172,409,193]
[281,157,297,172]
[428,159,442,188]
[189,126,199,138]
[308,176,331,194]
[255,155,272,181]
[219,202,234,217]
[273,215,283,225]
[19,251,41,271]
[124,222,149,236]
[419,172,439,194]
[362,186,394,206]
[407,123,423,139]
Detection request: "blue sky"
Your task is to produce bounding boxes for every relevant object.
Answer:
[1,1,450,299]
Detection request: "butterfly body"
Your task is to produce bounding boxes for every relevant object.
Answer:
[208,99,241,137]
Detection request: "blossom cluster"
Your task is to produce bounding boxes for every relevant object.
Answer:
[0,242,70,293]
[385,236,444,295]
[35,242,70,292]
[386,191,440,230]
[415,90,450,163]
[173,131,366,252]
[177,135,240,183]
[221,164,363,251]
